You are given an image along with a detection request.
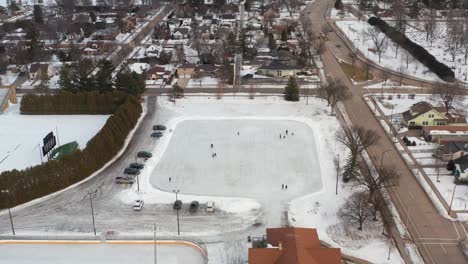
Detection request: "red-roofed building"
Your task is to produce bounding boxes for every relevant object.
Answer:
[249,227,341,264]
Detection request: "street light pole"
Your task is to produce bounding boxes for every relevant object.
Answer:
[173,189,180,235]
[1,190,15,236]
[89,194,96,236]
[380,149,391,172]
[136,174,140,192]
[448,184,457,215]
[153,224,157,264]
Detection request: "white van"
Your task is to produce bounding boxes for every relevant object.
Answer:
[206,201,214,212]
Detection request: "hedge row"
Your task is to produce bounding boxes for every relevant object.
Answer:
[0,93,142,208]
[367,16,455,82]
[20,91,129,115]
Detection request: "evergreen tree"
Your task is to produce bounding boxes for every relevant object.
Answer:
[172,83,184,98]
[76,59,96,91]
[89,11,97,22]
[59,64,77,91]
[239,30,247,58]
[268,33,277,52]
[95,59,115,92]
[334,0,344,9]
[33,5,44,24]
[25,25,43,62]
[281,29,287,41]
[284,76,300,101]
[115,65,146,95]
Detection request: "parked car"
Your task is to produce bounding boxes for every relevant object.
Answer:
[124,167,140,175]
[151,131,163,138]
[206,201,214,212]
[242,73,253,79]
[173,200,182,210]
[133,200,144,211]
[115,176,134,184]
[130,163,144,170]
[137,151,152,158]
[189,201,199,213]
[153,125,167,130]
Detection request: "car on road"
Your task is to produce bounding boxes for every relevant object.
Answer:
[242,73,253,79]
[124,167,140,175]
[115,176,135,184]
[173,200,182,210]
[137,151,152,158]
[151,131,163,138]
[206,201,214,212]
[130,163,144,170]
[153,125,167,130]
[189,201,199,213]
[133,200,144,211]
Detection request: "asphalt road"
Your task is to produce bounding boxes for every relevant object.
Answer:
[304,0,468,263]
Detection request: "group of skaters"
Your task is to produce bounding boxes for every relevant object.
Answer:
[279,129,294,139]
[210,143,218,158]
[281,184,288,190]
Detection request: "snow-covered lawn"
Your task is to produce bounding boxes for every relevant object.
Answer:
[405,21,468,82]
[0,101,109,173]
[335,19,442,81]
[425,168,468,211]
[187,77,218,88]
[0,243,206,264]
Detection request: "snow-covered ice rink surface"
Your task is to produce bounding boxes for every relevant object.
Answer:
[0,243,206,264]
[151,120,322,199]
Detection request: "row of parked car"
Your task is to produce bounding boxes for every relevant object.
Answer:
[173,200,215,213]
[151,124,166,138]
[115,151,152,184]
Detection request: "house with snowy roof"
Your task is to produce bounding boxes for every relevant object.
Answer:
[453,155,468,182]
[403,101,467,128]
[257,62,299,77]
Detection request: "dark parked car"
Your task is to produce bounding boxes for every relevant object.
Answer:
[242,73,253,79]
[115,176,134,184]
[151,131,163,138]
[137,151,152,158]
[173,200,182,210]
[130,163,144,170]
[124,167,140,175]
[153,125,167,130]
[189,201,199,213]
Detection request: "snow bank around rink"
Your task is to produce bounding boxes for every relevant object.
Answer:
[117,95,336,216]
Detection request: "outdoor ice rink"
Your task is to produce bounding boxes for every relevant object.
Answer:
[150,119,322,201]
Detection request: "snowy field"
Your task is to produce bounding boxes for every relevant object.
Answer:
[0,101,109,173]
[406,21,468,82]
[335,19,442,82]
[425,168,468,211]
[0,243,206,264]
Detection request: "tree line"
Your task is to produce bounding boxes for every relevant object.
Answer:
[0,92,142,209]
[58,59,146,95]
[368,16,455,82]
[20,91,129,115]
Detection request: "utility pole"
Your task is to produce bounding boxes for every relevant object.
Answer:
[335,154,340,195]
[83,186,102,236]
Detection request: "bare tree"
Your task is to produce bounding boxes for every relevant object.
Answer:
[423,8,437,45]
[367,28,387,63]
[317,80,350,114]
[461,20,468,65]
[393,0,406,34]
[432,82,463,114]
[337,126,380,181]
[339,191,373,230]
[369,193,388,221]
[354,166,400,202]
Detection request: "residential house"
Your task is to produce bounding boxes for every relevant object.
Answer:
[257,62,299,77]
[147,44,164,58]
[83,41,112,55]
[121,16,137,33]
[92,28,120,40]
[172,28,190,39]
[248,16,262,29]
[439,141,468,161]
[202,14,214,25]
[29,63,55,80]
[402,101,467,127]
[422,126,468,143]
[177,63,196,78]
[129,63,150,74]
[146,66,173,82]
[453,155,468,182]
[185,46,200,64]
[193,64,219,78]
[249,227,341,264]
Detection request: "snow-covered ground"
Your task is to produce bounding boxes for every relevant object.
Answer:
[0,100,109,173]
[0,243,206,264]
[425,167,468,211]
[116,95,403,263]
[405,21,468,82]
[187,77,218,88]
[335,19,442,81]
